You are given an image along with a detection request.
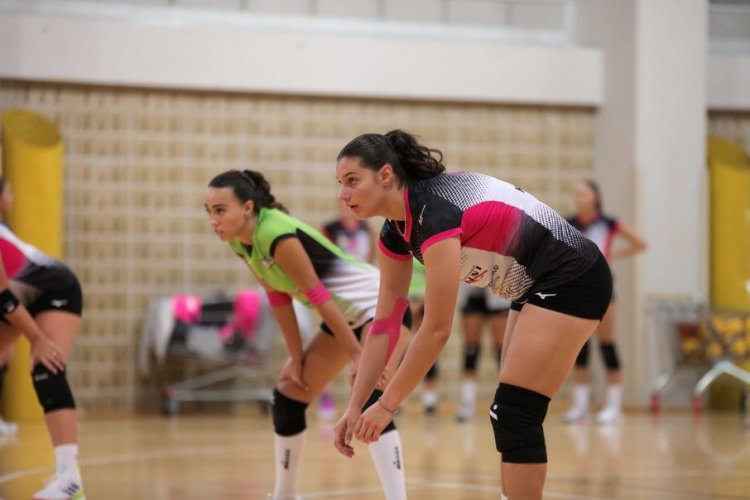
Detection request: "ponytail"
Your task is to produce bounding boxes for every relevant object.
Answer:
[337,129,445,184]
[208,169,288,214]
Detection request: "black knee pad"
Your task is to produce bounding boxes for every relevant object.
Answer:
[31,365,76,413]
[463,342,481,372]
[489,383,550,464]
[575,341,590,368]
[600,343,620,370]
[363,389,396,433]
[272,388,309,437]
[425,361,439,381]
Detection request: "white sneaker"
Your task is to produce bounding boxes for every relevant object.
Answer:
[0,418,18,436]
[33,472,85,500]
[563,406,589,424]
[456,404,474,422]
[595,407,622,425]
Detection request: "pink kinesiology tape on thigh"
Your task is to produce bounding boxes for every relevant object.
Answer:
[369,298,410,362]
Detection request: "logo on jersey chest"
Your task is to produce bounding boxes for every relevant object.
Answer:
[465,265,487,284]
[261,257,276,269]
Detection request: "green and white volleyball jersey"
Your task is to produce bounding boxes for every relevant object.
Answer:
[229,208,380,329]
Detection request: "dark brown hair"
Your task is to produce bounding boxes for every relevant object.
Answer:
[208,170,287,214]
[337,129,445,184]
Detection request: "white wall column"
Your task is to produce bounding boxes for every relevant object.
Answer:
[634,0,708,398]
[577,0,708,405]
[577,0,639,405]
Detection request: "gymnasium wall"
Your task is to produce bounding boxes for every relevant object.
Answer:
[709,112,750,149]
[0,79,595,410]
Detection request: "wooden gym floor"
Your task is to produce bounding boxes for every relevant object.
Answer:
[1,405,749,499]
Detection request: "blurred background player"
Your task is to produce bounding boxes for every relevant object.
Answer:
[564,179,647,424]
[0,178,86,499]
[322,199,377,265]
[0,178,17,437]
[456,285,511,422]
[0,179,17,436]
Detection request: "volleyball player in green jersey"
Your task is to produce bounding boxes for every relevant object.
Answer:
[204,170,411,500]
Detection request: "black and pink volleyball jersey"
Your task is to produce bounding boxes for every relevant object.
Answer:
[0,223,66,303]
[378,172,602,302]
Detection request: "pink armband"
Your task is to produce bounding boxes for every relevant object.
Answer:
[368,298,410,363]
[304,282,332,305]
[266,290,292,308]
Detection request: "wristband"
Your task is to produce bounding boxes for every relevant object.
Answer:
[378,397,399,416]
[303,282,332,306]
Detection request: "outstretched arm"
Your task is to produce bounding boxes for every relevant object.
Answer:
[351,237,460,445]
[272,237,361,361]
[334,248,412,457]
[345,253,412,413]
[376,237,460,415]
[255,276,308,390]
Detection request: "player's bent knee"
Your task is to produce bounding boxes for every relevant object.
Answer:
[600,343,621,370]
[463,342,480,372]
[272,388,309,436]
[489,383,550,464]
[32,364,76,413]
[575,341,590,368]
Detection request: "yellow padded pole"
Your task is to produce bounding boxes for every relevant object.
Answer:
[708,137,750,312]
[706,137,750,409]
[0,108,63,421]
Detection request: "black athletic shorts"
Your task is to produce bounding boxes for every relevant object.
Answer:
[462,293,511,316]
[321,306,413,340]
[510,252,612,321]
[2,264,83,323]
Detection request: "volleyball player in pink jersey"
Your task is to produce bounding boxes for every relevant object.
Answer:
[0,179,18,437]
[332,131,612,500]
[0,178,85,499]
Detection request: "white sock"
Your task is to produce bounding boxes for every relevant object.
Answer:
[461,380,477,407]
[501,494,509,500]
[603,384,623,411]
[273,432,306,498]
[571,384,591,411]
[422,390,437,407]
[368,430,407,499]
[54,444,79,477]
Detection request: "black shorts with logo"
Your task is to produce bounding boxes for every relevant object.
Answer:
[4,263,83,321]
[511,252,612,321]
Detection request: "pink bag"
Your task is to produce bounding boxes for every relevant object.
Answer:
[172,294,202,324]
